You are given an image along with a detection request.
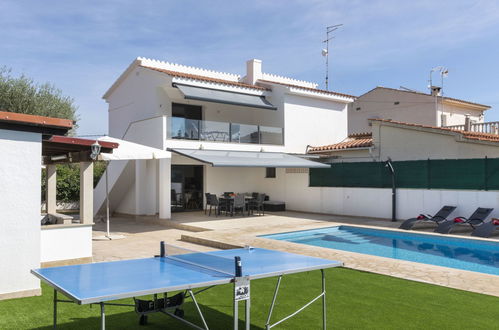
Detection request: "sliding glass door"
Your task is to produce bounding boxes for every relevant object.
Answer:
[171,165,203,212]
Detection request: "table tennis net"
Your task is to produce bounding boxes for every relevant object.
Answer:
[163,244,235,276]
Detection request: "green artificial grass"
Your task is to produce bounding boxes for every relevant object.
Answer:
[0,268,497,329]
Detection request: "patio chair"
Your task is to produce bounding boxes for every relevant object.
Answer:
[204,193,211,214]
[435,207,493,234]
[471,218,499,238]
[249,193,266,216]
[399,206,456,230]
[208,194,220,217]
[230,194,247,216]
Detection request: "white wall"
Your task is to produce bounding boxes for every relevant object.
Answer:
[0,129,41,297]
[284,94,348,153]
[108,67,170,139]
[376,123,499,161]
[243,169,499,221]
[439,103,483,126]
[40,225,92,263]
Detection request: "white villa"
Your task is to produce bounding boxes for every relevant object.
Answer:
[95,57,355,219]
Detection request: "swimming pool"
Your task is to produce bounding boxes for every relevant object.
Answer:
[261,226,499,276]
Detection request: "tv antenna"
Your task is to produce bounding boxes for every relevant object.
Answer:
[322,24,343,90]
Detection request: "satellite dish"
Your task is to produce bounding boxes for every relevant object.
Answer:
[321,49,328,57]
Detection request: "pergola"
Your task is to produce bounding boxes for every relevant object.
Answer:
[42,136,118,224]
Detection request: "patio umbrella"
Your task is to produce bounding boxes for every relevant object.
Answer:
[93,136,171,240]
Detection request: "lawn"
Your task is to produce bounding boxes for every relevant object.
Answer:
[0,268,497,329]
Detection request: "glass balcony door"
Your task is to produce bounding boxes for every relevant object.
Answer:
[171,165,204,212]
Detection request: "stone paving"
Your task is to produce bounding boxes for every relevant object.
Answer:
[92,211,499,297]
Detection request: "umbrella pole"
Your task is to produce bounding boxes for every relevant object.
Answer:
[106,162,110,238]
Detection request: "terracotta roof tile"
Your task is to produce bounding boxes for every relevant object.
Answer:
[308,133,373,152]
[258,80,356,99]
[0,111,73,129]
[141,66,268,91]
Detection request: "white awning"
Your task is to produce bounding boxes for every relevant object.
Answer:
[169,148,329,168]
[174,83,277,110]
[97,136,171,160]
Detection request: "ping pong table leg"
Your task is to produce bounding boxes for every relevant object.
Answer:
[233,298,238,330]
[53,289,57,329]
[245,298,250,330]
[100,302,105,330]
[321,269,326,330]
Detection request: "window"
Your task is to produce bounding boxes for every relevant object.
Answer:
[355,107,361,111]
[265,167,276,178]
[171,103,202,140]
[172,103,202,120]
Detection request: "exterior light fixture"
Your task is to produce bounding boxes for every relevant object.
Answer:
[90,141,101,160]
[50,154,68,161]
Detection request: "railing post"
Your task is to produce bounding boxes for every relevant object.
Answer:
[464,115,471,131]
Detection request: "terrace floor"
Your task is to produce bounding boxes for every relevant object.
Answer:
[92,211,499,297]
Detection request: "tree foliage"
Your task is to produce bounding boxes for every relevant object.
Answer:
[42,162,108,204]
[0,67,78,124]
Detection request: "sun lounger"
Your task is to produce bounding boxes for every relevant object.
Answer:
[434,207,493,234]
[471,218,499,238]
[399,206,456,230]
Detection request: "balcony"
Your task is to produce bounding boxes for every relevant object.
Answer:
[168,117,283,145]
[444,121,499,135]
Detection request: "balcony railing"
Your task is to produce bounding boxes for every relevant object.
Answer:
[444,121,499,134]
[168,117,283,145]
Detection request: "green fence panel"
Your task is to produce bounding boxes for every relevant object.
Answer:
[341,162,385,187]
[393,160,428,189]
[485,158,499,190]
[310,158,499,190]
[429,159,485,190]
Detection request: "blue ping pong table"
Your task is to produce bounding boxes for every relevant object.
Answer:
[32,243,342,330]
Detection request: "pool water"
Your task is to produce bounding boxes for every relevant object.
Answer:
[261,226,499,275]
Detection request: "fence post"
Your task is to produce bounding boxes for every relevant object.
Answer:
[427,158,431,189]
[484,156,488,191]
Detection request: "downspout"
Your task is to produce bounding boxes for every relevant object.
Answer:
[385,157,396,222]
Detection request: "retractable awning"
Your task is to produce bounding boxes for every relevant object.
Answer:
[169,148,330,168]
[174,83,277,110]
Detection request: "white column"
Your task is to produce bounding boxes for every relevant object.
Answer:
[158,158,171,219]
[135,159,147,215]
[46,164,57,214]
[80,162,94,224]
[144,159,157,215]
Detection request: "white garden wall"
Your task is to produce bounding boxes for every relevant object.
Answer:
[0,129,41,298]
[270,171,499,221]
[40,225,93,263]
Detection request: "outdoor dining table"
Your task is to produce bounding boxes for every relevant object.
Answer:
[218,195,254,216]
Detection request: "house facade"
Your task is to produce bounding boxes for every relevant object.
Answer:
[348,87,490,134]
[97,57,355,219]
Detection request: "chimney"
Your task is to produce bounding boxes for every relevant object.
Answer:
[430,86,442,96]
[246,59,262,85]
[464,114,471,131]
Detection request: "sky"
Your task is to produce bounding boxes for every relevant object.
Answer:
[1,0,499,135]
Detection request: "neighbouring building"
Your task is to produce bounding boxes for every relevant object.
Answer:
[348,86,491,134]
[95,57,355,219]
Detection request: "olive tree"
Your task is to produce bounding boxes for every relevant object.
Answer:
[0,66,78,124]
